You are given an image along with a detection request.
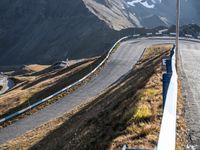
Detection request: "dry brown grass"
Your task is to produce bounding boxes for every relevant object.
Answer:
[111,65,163,149]
[176,80,187,150]
[25,64,50,72]
[0,99,94,150]
[0,44,172,150]
[132,104,152,122]
[142,44,172,60]
[0,59,95,119]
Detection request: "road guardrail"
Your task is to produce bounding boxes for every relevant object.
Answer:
[157,46,177,150]
[1,33,198,149]
[122,44,177,150]
[0,36,130,124]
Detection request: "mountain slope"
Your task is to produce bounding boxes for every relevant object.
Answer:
[0,0,199,66]
[83,0,142,30]
[0,0,117,66]
[84,0,200,30]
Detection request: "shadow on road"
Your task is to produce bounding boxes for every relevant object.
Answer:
[30,51,166,150]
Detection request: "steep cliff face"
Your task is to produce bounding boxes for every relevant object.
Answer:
[83,0,142,30]
[0,0,116,66]
[83,0,200,30]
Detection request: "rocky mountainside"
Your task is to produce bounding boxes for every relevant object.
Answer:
[0,0,199,66]
[84,0,200,30]
[0,0,118,66]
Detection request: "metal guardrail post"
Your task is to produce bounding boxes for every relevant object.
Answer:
[122,145,150,150]
[170,47,175,58]
[122,145,127,150]
[162,73,172,109]
[166,59,172,74]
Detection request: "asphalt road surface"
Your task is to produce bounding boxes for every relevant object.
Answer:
[179,40,200,148]
[0,37,199,148]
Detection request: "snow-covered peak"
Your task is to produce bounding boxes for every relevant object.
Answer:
[83,0,200,30]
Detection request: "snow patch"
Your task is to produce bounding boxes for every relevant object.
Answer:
[159,16,170,26]
[127,0,155,8]
[127,0,162,8]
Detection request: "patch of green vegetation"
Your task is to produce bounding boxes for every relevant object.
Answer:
[133,104,152,121]
[123,88,158,125]
[145,88,159,96]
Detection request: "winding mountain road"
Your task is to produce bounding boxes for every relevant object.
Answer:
[0,37,199,148]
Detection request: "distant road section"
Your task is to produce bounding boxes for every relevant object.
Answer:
[0,76,14,95]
